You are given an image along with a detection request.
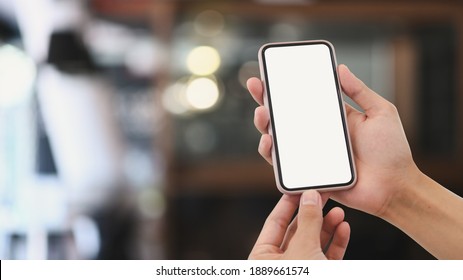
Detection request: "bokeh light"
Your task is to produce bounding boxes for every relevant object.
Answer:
[162,80,190,115]
[186,46,221,76]
[185,77,220,110]
[194,10,225,37]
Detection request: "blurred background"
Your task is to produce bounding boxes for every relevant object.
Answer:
[0,0,462,260]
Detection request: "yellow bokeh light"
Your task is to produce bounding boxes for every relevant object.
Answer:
[185,77,220,110]
[186,46,221,76]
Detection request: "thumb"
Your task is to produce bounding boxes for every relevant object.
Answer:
[338,64,388,115]
[292,190,323,248]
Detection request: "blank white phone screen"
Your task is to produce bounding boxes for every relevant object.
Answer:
[263,43,353,189]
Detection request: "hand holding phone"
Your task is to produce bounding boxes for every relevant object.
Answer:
[258,40,356,193]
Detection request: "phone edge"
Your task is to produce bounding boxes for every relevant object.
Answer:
[258,40,357,194]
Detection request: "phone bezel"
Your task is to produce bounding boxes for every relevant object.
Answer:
[258,40,356,193]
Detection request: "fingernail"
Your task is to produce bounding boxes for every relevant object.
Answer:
[301,190,320,206]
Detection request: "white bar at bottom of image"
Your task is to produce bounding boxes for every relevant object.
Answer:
[1,260,462,280]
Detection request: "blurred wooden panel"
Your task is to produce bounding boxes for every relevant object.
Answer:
[168,159,276,195]
[90,1,463,21]
[90,0,153,18]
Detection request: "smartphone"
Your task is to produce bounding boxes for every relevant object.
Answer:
[258,40,356,193]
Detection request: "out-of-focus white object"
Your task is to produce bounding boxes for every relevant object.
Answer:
[124,37,166,77]
[0,44,36,108]
[14,0,87,63]
[71,215,100,259]
[37,66,124,211]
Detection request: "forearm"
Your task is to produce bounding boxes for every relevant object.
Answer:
[381,170,463,259]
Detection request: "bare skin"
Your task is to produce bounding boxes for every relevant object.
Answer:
[248,64,463,259]
[248,190,350,260]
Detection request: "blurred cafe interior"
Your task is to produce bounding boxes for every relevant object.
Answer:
[0,0,462,259]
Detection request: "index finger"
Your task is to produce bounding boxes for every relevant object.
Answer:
[247,77,264,106]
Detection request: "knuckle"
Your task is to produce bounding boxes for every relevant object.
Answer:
[384,102,398,115]
[266,215,289,233]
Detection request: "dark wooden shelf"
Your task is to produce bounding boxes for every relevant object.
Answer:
[167,158,277,195]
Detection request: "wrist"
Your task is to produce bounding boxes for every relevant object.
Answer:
[377,166,463,259]
[379,165,426,222]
